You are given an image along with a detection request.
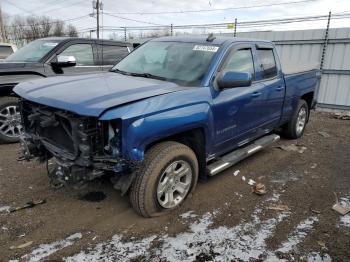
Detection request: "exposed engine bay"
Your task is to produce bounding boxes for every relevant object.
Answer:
[18,99,138,192]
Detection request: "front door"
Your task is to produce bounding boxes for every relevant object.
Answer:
[45,43,101,76]
[211,44,266,155]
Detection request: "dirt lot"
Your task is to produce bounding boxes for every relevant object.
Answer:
[0,111,349,262]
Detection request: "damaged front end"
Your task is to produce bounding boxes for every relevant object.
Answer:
[18,99,138,192]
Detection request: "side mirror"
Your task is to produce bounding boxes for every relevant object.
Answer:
[217,71,252,89]
[51,55,76,68]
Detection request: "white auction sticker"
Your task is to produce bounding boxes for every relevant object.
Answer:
[193,45,219,52]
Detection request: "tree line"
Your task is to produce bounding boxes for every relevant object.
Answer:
[0,10,78,47]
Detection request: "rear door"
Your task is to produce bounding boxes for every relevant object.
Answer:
[96,44,130,70]
[254,45,285,130]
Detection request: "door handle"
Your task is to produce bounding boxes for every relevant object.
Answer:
[276,86,284,91]
[251,92,262,98]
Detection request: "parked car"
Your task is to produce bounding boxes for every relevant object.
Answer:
[0,43,17,61]
[15,36,320,217]
[0,37,132,143]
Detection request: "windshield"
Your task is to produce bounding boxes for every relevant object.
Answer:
[5,39,60,62]
[112,41,219,86]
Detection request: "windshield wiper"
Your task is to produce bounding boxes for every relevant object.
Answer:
[110,68,131,75]
[129,72,167,81]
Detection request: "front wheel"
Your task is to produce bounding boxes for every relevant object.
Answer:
[129,141,198,217]
[0,97,22,144]
[281,99,309,139]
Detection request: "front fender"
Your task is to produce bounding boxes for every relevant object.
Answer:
[124,103,213,161]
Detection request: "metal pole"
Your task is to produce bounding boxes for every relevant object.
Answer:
[0,6,6,42]
[234,18,237,37]
[320,11,331,70]
[96,0,100,39]
[124,27,127,41]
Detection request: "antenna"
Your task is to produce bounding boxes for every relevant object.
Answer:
[206,33,216,42]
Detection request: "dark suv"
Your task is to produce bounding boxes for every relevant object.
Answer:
[0,37,132,143]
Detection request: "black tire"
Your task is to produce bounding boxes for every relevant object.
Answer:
[0,96,21,144]
[129,141,199,217]
[281,99,309,139]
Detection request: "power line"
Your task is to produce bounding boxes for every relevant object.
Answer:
[76,12,350,32]
[104,13,166,26]
[2,0,36,15]
[105,0,318,15]
[34,0,87,14]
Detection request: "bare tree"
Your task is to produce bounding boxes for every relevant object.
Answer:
[66,24,78,37]
[3,14,78,47]
[52,20,65,37]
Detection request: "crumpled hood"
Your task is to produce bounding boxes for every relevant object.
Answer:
[14,72,189,117]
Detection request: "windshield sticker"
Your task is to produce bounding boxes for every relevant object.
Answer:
[43,42,58,47]
[193,45,219,52]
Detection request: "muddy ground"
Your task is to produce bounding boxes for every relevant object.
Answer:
[0,111,349,262]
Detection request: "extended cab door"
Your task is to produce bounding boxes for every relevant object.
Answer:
[45,41,101,75]
[96,44,130,70]
[211,43,267,155]
[254,45,285,130]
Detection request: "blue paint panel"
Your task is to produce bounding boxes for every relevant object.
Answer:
[14,36,320,163]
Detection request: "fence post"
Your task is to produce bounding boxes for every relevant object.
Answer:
[320,11,331,70]
[124,27,127,41]
[234,18,237,37]
[170,24,173,36]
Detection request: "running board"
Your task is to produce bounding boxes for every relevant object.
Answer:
[207,134,280,176]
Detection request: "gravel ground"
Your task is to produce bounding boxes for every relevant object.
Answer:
[0,111,349,262]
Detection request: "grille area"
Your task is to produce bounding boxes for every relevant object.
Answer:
[20,100,102,160]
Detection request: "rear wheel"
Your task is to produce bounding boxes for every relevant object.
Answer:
[282,99,309,139]
[129,141,198,217]
[0,97,22,144]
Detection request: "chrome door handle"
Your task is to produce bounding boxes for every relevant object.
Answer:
[276,86,284,91]
[251,92,262,97]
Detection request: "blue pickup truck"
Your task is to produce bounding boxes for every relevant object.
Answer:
[14,36,320,217]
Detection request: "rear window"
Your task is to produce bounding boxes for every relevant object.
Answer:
[0,46,14,59]
[257,49,277,79]
[99,45,129,65]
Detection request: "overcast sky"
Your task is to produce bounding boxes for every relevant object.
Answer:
[2,0,350,38]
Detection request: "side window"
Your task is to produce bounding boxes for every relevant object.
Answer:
[221,48,255,78]
[100,45,129,65]
[257,49,277,79]
[60,44,94,66]
[0,46,13,59]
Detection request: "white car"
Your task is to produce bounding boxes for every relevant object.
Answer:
[0,43,17,61]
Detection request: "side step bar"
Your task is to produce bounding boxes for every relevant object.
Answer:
[207,134,280,176]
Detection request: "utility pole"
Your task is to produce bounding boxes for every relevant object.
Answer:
[320,11,331,70]
[92,0,102,39]
[233,18,237,37]
[0,5,6,42]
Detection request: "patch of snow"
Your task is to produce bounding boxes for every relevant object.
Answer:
[65,194,294,262]
[233,170,240,176]
[241,176,246,181]
[276,216,319,253]
[339,195,350,227]
[65,235,157,262]
[307,252,332,262]
[0,205,10,213]
[15,233,82,262]
[179,210,197,219]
